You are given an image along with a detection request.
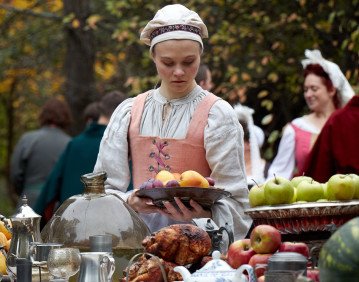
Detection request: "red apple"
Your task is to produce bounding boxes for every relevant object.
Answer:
[249,253,272,277]
[278,242,309,258]
[227,239,256,269]
[250,225,281,254]
[307,268,320,282]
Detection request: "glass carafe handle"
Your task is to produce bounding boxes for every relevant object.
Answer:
[100,254,115,282]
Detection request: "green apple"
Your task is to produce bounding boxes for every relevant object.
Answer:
[249,184,266,207]
[290,176,313,188]
[322,182,328,199]
[296,179,324,202]
[317,199,328,202]
[295,201,308,204]
[264,176,294,205]
[327,174,355,201]
[348,174,359,199]
[290,187,297,203]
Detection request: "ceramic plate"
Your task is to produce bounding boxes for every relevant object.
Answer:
[136,187,231,209]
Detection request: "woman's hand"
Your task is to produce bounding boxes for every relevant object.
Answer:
[158,197,212,222]
[127,190,158,213]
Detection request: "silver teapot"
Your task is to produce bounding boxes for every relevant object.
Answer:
[5,195,42,277]
[192,218,234,253]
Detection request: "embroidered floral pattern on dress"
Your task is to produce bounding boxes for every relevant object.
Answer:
[148,139,170,173]
[149,24,201,41]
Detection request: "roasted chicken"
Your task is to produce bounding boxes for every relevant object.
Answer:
[142,224,211,265]
[121,254,182,282]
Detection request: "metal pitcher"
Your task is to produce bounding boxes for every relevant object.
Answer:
[77,252,115,282]
[6,195,42,277]
[192,218,234,253]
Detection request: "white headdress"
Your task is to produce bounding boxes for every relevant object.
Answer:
[233,104,265,185]
[140,4,208,52]
[301,49,354,107]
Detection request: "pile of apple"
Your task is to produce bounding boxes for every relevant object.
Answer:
[139,170,215,189]
[226,224,319,281]
[249,173,359,207]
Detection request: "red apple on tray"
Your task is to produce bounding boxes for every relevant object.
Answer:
[227,239,256,269]
[307,267,320,282]
[250,225,281,254]
[278,242,309,258]
[248,253,272,278]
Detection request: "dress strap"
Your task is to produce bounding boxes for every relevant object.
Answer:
[186,93,221,139]
[130,91,151,133]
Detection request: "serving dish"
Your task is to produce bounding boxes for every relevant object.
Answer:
[136,187,231,209]
[245,200,359,234]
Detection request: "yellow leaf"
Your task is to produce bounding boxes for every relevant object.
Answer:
[118,52,126,61]
[241,72,251,81]
[72,19,81,29]
[87,15,102,30]
[229,74,238,84]
[258,90,269,98]
[0,78,14,93]
[268,72,279,83]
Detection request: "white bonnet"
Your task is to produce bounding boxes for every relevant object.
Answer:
[140,4,208,52]
[301,49,354,107]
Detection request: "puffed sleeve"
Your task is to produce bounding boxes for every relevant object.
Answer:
[266,124,296,180]
[204,100,252,240]
[93,98,134,200]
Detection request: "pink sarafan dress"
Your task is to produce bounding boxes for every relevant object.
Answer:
[128,92,219,188]
[291,123,318,176]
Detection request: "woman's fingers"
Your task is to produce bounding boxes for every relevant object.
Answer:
[160,198,209,222]
[127,192,158,213]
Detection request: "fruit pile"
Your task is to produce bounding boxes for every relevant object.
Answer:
[139,170,215,189]
[226,224,319,281]
[249,173,359,207]
[0,220,12,275]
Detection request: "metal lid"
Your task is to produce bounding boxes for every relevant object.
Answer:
[268,252,307,273]
[11,195,41,219]
[269,252,307,262]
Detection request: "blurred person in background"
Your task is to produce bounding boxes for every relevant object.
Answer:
[302,92,359,182]
[266,49,354,180]
[10,98,72,207]
[83,101,100,125]
[34,91,131,223]
[195,64,214,91]
[234,104,266,187]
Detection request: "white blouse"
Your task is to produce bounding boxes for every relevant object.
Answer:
[94,86,252,239]
[266,116,320,180]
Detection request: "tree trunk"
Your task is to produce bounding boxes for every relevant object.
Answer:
[63,0,98,135]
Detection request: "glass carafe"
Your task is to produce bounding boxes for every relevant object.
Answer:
[41,172,150,280]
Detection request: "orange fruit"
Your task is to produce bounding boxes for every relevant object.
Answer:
[0,221,11,240]
[5,239,11,252]
[0,233,7,249]
[0,252,6,275]
[173,173,181,181]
